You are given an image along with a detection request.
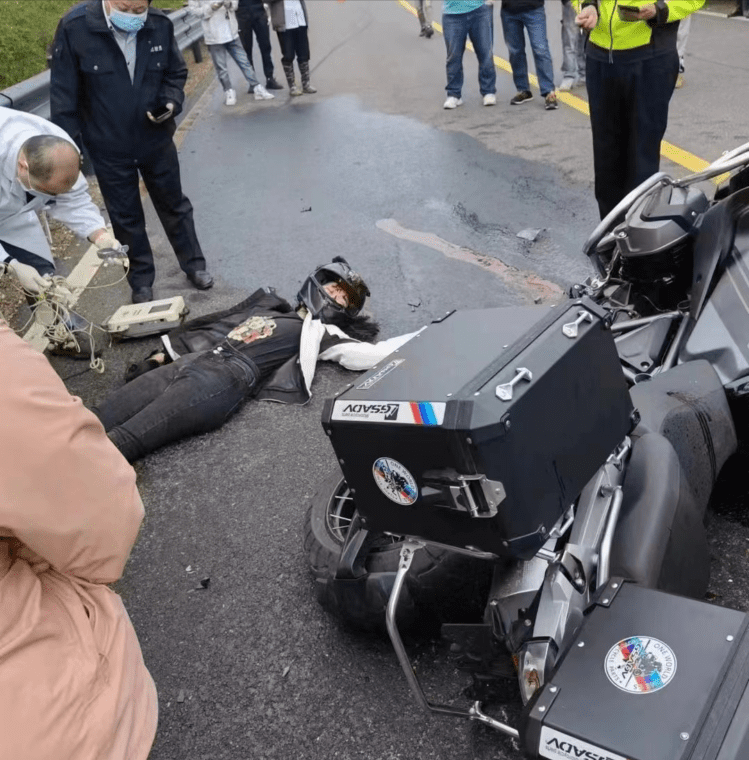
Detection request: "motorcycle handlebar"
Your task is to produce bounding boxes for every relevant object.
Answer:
[582,172,670,260]
[582,145,749,265]
[676,147,749,186]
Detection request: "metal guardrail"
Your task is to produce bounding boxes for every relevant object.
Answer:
[0,7,205,119]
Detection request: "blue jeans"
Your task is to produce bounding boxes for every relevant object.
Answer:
[93,349,258,461]
[561,0,585,82]
[208,37,260,91]
[442,3,496,98]
[500,6,555,96]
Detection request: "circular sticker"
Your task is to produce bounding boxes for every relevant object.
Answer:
[605,636,676,694]
[372,458,418,506]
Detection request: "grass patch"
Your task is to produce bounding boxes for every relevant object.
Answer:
[0,0,182,90]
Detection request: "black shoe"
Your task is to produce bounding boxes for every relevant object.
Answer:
[188,270,214,290]
[266,77,284,90]
[132,286,153,304]
[422,26,434,38]
[510,90,533,105]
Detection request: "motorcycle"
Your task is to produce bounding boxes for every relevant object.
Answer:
[303,143,749,760]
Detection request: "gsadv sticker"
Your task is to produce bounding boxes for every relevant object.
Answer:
[539,727,627,760]
[605,636,676,694]
[372,457,418,505]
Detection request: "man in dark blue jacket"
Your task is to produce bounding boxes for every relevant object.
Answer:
[50,0,214,304]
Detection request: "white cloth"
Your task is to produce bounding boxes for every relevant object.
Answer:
[283,0,307,30]
[188,0,240,45]
[0,107,106,265]
[301,312,423,396]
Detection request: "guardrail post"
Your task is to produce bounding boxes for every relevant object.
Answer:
[191,40,203,64]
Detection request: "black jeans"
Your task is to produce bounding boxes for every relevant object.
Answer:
[93,349,258,461]
[277,27,310,65]
[91,141,207,289]
[586,50,679,219]
[0,240,55,277]
[237,7,275,80]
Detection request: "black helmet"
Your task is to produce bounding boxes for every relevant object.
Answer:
[296,256,370,320]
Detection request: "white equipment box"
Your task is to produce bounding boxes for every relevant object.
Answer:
[103,296,189,338]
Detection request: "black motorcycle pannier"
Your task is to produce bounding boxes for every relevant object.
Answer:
[524,580,749,760]
[322,298,634,560]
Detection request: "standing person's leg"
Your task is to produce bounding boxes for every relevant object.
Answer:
[90,152,155,294]
[560,0,578,90]
[208,43,233,94]
[467,3,496,98]
[137,142,211,288]
[297,26,316,93]
[442,11,469,105]
[278,30,302,94]
[417,0,434,36]
[99,352,257,462]
[586,56,632,219]
[630,52,679,192]
[251,6,280,86]
[675,15,691,87]
[236,11,256,70]
[524,6,556,98]
[502,8,531,101]
[225,37,273,99]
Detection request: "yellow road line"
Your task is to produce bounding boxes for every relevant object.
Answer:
[397,0,720,180]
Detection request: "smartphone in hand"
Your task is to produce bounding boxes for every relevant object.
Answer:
[617,4,642,20]
[149,104,172,120]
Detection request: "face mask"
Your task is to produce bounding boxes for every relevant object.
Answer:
[109,8,148,33]
[17,164,55,199]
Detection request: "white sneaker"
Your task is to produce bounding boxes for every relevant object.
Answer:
[558,77,575,92]
[443,96,463,110]
[483,93,496,106]
[253,84,275,101]
[224,89,237,106]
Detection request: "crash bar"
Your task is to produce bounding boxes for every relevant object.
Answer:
[385,540,520,739]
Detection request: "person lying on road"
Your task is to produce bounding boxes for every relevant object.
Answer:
[92,257,418,461]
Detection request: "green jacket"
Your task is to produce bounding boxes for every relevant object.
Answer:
[574,0,704,51]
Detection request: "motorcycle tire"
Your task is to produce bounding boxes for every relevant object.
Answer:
[304,469,494,637]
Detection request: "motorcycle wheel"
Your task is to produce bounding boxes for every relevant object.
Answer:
[304,469,494,637]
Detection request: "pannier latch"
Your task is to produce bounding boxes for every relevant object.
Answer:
[495,367,532,401]
[562,310,593,338]
[422,470,506,517]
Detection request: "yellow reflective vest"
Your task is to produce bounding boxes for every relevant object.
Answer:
[573,0,704,51]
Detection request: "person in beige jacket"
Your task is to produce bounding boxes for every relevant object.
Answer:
[0,322,157,759]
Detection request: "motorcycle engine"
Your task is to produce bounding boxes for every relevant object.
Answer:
[614,183,709,313]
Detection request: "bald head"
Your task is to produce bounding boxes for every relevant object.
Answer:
[19,135,82,195]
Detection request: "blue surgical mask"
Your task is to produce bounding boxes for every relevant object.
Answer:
[109,8,148,33]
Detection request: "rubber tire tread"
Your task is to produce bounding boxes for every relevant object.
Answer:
[304,469,493,636]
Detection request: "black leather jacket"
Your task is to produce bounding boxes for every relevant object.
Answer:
[164,288,349,405]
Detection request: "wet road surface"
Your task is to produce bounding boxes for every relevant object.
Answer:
[45,2,749,759]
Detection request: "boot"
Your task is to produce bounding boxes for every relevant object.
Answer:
[283,62,302,96]
[299,61,317,94]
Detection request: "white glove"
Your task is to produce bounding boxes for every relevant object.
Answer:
[6,259,50,295]
[92,230,123,251]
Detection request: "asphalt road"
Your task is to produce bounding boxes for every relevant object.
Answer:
[44,3,749,759]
